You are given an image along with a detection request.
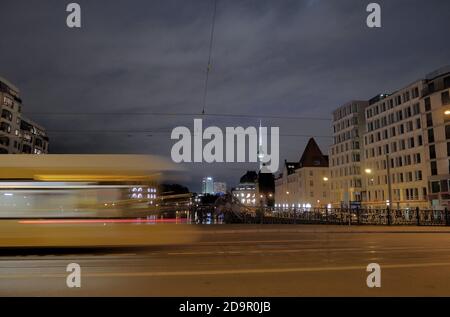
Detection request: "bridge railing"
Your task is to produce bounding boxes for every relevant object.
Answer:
[190,202,450,226]
[259,207,450,226]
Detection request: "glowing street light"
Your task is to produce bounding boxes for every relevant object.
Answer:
[365,168,372,174]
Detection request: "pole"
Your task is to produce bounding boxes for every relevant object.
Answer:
[416,206,420,226]
[445,207,449,226]
[386,153,392,225]
[356,206,360,225]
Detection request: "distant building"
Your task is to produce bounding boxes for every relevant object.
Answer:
[213,182,227,194]
[275,138,330,208]
[232,170,275,207]
[232,171,258,206]
[0,76,48,154]
[202,177,214,194]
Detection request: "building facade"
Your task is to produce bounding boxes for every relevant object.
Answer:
[19,117,49,154]
[202,177,214,194]
[232,171,258,206]
[0,77,22,154]
[362,80,429,209]
[329,67,450,210]
[275,138,330,209]
[213,181,227,194]
[329,101,368,208]
[421,66,450,208]
[0,76,48,154]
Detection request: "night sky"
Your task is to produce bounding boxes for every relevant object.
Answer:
[1,0,450,191]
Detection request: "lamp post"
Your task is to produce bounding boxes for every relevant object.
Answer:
[364,168,373,209]
[259,194,265,224]
[365,156,393,225]
[286,191,296,223]
[323,176,329,210]
[386,154,393,225]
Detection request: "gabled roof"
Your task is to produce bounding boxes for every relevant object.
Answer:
[298,138,329,168]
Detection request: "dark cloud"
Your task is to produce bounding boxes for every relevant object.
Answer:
[1,0,450,191]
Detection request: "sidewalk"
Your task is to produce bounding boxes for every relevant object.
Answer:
[198,224,450,234]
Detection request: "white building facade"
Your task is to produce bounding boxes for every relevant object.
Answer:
[275,138,330,209]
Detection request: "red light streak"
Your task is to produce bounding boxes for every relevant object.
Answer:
[18,218,187,224]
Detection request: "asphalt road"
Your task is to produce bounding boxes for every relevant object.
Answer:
[2,224,450,296]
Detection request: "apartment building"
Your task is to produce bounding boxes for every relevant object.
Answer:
[0,77,22,154]
[0,76,49,154]
[363,80,429,209]
[275,138,330,209]
[19,117,49,154]
[421,66,450,208]
[329,101,368,208]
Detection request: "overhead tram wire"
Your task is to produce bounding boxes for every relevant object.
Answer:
[26,111,332,121]
[43,129,333,138]
[202,0,218,115]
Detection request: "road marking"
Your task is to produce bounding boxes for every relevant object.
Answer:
[167,246,450,256]
[3,261,450,279]
[198,239,356,244]
[198,229,450,235]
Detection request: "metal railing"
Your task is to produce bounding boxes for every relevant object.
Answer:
[237,207,450,226]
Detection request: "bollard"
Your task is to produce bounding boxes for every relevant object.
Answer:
[356,207,360,225]
[445,208,449,226]
[416,207,420,226]
[387,207,391,226]
[294,207,297,224]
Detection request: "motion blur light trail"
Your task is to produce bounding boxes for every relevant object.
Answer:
[0,154,187,219]
[18,218,187,224]
[0,221,200,248]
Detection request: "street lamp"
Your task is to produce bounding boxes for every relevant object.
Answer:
[365,157,393,211]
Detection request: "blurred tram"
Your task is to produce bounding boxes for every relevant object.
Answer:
[0,155,203,248]
[0,154,179,219]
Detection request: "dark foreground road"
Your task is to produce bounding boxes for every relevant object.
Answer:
[2,224,450,296]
